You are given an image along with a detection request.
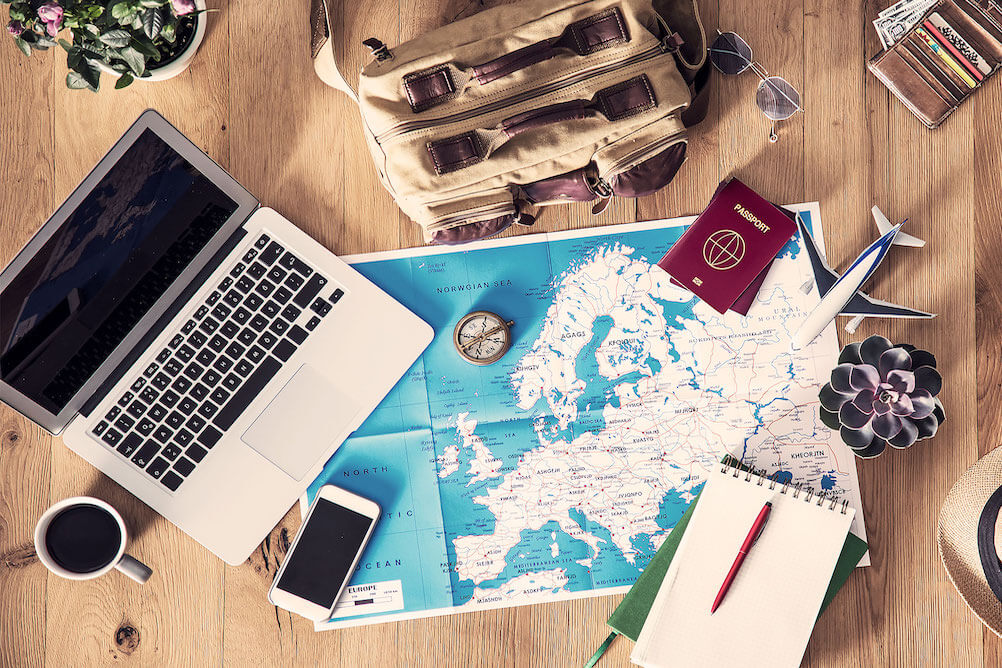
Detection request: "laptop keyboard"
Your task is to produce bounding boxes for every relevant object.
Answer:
[89,233,345,492]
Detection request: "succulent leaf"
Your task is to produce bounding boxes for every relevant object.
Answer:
[888,419,919,448]
[932,398,946,424]
[878,347,912,377]
[839,401,872,429]
[852,388,876,414]
[854,438,887,458]
[889,393,914,416]
[913,365,942,396]
[840,423,875,448]
[849,364,879,392]
[831,364,855,393]
[886,368,916,394]
[913,413,939,440]
[820,406,841,431]
[872,412,903,439]
[839,342,863,365]
[820,383,851,412]
[872,398,891,415]
[860,335,893,366]
[908,389,935,419]
[909,349,937,369]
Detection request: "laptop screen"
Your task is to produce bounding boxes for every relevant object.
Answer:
[0,128,239,417]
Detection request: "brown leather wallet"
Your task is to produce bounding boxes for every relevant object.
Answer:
[868,0,1002,128]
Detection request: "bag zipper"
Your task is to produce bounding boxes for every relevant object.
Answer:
[375,43,668,144]
[588,130,686,214]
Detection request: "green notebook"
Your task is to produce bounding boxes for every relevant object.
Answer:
[585,481,868,666]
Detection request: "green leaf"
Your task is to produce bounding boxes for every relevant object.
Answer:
[80,58,103,88]
[160,22,175,43]
[35,35,56,47]
[58,37,74,51]
[99,29,130,46]
[142,7,162,39]
[138,0,163,6]
[15,36,31,57]
[66,71,96,91]
[84,23,101,35]
[8,6,25,20]
[114,72,133,88]
[129,34,158,58]
[118,45,145,75]
[110,1,129,18]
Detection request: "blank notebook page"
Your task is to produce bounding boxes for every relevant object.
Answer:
[632,466,855,668]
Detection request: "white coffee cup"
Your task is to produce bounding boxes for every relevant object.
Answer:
[34,496,152,584]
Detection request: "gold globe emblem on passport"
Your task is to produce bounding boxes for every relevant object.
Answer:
[702,229,746,270]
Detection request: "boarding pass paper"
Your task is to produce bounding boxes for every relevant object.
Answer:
[301,204,868,630]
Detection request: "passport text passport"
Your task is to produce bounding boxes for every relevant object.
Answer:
[657,179,797,314]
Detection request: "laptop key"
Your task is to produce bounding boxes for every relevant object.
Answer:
[260,241,284,265]
[166,411,185,429]
[175,428,194,446]
[154,425,173,443]
[229,262,246,278]
[114,415,135,432]
[250,314,268,332]
[224,290,242,307]
[146,457,169,479]
[203,369,222,387]
[181,319,196,335]
[213,356,234,374]
[131,440,160,467]
[247,345,265,363]
[196,349,216,366]
[236,276,254,293]
[293,274,327,308]
[187,415,206,433]
[280,251,312,277]
[273,286,293,304]
[218,277,233,291]
[156,348,171,363]
[269,318,289,336]
[311,299,332,317]
[105,406,122,421]
[190,383,209,401]
[284,272,305,290]
[164,359,183,376]
[127,400,147,418]
[189,330,208,348]
[187,444,208,463]
[267,266,287,284]
[130,377,146,392]
[237,328,256,346]
[117,433,142,457]
[211,303,231,321]
[102,428,122,447]
[281,304,301,322]
[235,359,254,377]
[258,332,277,349]
[221,321,240,338]
[208,334,227,352]
[206,290,221,306]
[288,324,306,344]
[199,317,219,335]
[255,234,270,249]
[119,392,135,407]
[306,316,321,331]
[210,387,230,405]
[172,376,192,393]
[273,340,297,362]
[178,397,197,415]
[254,279,275,298]
[226,342,245,359]
[197,401,218,419]
[169,334,184,348]
[330,288,344,303]
[242,248,258,263]
[144,362,159,378]
[183,362,204,380]
[212,356,281,431]
[232,307,251,325]
[161,389,180,408]
[261,301,280,318]
[197,424,223,448]
[194,305,209,321]
[152,372,171,390]
[247,262,266,279]
[161,471,184,491]
[245,293,264,310]
[173,457,196,476]
[177,344,195,362]
[136,418,156,436]
[222,373,241,391]
[148,405,167,422]
[162,443,182,460]
[93,421,108,436]
[139,387,158,404]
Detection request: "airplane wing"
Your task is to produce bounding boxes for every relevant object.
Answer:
[795,213,839,296]
[872,205,925,248]
[841,290,936,318]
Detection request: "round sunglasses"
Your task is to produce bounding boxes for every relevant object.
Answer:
[709,31,803,143]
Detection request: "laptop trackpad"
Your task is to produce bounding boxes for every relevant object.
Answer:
[241,365,360,480]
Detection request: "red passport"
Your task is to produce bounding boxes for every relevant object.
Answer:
[658,178,797,314]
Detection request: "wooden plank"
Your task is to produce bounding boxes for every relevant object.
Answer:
[38,3,229,664]
[0,35,55,668]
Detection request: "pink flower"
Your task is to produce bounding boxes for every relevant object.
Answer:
[6,20,24,37]
[170,0,195,15]
[36,2,63,37]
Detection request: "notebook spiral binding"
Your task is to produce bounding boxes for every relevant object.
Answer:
[720,455,850,514]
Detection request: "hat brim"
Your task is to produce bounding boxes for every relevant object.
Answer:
[938,445,1002,635]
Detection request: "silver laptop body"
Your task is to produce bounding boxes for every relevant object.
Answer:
[0,110,432,564]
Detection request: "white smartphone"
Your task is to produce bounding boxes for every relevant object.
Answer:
[267,484,380,621]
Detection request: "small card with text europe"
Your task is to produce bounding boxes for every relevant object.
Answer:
[657,178,798,314]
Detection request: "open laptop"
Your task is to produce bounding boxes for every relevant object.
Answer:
[0,110,432,565]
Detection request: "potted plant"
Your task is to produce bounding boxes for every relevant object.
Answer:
[4,0,207,90]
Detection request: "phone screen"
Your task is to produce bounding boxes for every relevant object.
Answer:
[277,498,374,609]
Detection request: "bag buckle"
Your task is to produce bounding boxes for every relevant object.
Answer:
[363,38,393,61]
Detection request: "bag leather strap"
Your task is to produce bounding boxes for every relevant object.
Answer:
[310,0,708,119]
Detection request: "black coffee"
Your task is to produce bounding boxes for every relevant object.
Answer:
[44,505,122,573]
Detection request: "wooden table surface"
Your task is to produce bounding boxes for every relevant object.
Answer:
[1,0,1000,664]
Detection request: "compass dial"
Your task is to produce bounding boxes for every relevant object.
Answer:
[453,311,514,365]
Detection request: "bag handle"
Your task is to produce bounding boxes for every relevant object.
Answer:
[310,0,707,107]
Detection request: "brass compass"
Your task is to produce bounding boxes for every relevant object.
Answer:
[453,310,514,365]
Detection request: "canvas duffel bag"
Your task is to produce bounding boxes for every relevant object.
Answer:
[310,0,709,244]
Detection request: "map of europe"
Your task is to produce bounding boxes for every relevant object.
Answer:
[305,204,866,629]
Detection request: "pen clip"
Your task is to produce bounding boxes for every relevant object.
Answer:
[752,504,772,543]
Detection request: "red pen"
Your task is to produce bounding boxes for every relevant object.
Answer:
[710,501,772,613]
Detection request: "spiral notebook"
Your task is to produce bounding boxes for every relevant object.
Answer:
[631,461,856,668]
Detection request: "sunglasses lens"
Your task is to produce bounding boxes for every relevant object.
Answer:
[756,76,801,120]
[709,32,753,75]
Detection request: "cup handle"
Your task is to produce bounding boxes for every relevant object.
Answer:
[115,553,153,584]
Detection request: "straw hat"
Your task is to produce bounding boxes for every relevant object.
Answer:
[939,446,1002,635]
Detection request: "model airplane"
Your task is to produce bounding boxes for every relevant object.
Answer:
[791,206,935,350]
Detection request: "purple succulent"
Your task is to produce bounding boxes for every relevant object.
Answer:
[36,2,63,37]
[7,20,24,37]
[170,0,196,15]
[819,335,945,458]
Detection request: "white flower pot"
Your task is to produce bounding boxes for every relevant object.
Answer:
[95,0,206,83]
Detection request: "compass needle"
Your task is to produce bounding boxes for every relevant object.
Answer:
[453,311,514,365]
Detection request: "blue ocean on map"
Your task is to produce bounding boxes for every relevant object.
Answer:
[305,211,843,626]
